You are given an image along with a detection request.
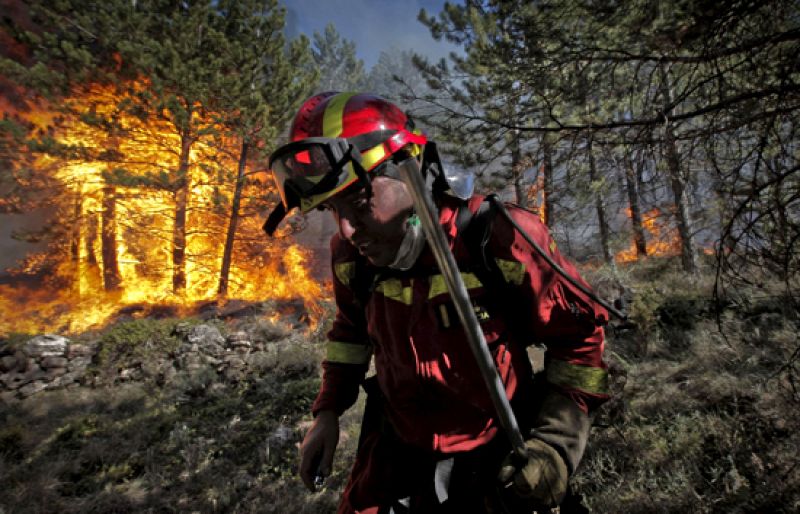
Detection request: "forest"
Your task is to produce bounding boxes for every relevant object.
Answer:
[1,1,799,512]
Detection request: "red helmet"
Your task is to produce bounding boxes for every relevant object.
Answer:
[269,92,428,215]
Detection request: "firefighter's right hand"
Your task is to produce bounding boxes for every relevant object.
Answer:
[299,409,339,492]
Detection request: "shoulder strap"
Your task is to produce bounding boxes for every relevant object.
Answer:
[460,194,509,292]
[350,256,377,311]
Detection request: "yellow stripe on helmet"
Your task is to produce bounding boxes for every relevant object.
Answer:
[360,143,387,171]
[322,92,358,138]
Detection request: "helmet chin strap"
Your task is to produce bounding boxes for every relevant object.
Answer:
[388,212,426,270]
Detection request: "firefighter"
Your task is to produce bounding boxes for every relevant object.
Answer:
[264,92,609,513]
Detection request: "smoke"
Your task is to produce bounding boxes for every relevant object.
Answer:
[0,210,51,273]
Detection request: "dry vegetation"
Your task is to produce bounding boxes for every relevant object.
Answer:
[1,257,799,513]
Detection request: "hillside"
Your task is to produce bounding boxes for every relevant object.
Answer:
[1,259,798,513]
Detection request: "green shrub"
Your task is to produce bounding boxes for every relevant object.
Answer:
[0,332,35,351]
[95,317,194,368]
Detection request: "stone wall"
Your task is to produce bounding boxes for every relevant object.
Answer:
[0,323,316,403]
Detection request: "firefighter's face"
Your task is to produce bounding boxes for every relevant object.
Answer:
[325,176,414,267]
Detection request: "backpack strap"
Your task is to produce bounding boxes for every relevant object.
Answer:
[459,194,510,294]
[350,255,377,312]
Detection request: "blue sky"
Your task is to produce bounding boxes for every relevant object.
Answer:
[283,0,460,68]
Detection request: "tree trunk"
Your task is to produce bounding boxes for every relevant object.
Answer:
[659,65,698,274]
[70,192,82,296]
[172,129,192,294]
[508,129,526,207]
[588,138,614,265]
[218,140,248,297]
[101,184,121,291]
[624,148,648,258]
[541,133,554,228]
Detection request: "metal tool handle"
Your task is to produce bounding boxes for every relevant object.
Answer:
[398,160,527,459]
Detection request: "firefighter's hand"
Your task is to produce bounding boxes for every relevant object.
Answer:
[497,439,569,508]
[299,410,339,492]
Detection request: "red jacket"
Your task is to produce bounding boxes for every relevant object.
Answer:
[313,195,609,453]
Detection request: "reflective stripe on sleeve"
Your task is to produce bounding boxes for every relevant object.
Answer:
[375,278,414,305]
[326,340,372,365]
[494,259,526,285]
[428,272,483,299]
[546,359,609,395]
[334,262,356,287]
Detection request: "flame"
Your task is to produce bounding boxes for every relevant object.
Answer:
[525,172,547,224]
[0,82,322,336]
[615,207,682,263]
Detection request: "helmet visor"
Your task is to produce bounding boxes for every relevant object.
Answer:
[270,138,361,212]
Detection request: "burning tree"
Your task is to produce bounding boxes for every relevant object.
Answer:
[0,0,320,335]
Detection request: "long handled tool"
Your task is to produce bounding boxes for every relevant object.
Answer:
[397,159,527,460]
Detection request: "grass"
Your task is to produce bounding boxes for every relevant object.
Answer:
[575,259,800,513]
[1,257,799,512]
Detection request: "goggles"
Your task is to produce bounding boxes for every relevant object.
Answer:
[269,129,428,211]
[264,129,428,236]
[269,137,362,213]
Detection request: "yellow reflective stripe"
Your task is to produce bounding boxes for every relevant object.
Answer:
[495,259,526,285]
[334,262,356,286]
[428,273,483,299]
[300,164,359,211]
[322,92,357,138]
[546,360,609,395]
[361,143,387,170]
[375,278,413,305]
[326,340,372,364]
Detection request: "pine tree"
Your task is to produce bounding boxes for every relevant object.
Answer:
[211,0,315,297]
[312,23,366,92]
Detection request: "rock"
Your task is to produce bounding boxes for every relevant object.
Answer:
[68,356,92,372]
[66,343,95,358]
[227,331,250,343]
[0,355,17,372]
[0,390,18,404]
[118,367,141,382]
[0,372,22,389]
[14,350,27,370]
[24,334,69,358]
[1,364,47,389]
[177,352,202,371]
[41,356,69,369]
[18,380,47,397]
[203,355,222,367]
[45,367,67,380]
[186,324,225,354]
[47,370,82,389]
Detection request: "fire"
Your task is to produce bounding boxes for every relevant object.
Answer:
[0,82,322,337]
[615,207,681,263]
